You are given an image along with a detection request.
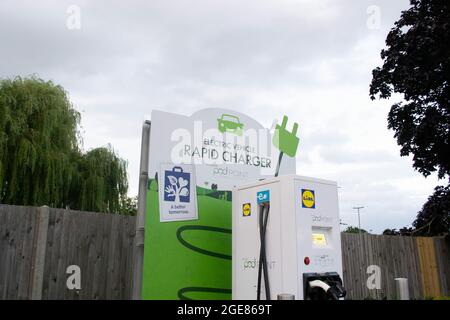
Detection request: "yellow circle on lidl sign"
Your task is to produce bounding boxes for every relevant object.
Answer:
[243,203,251,216]
[302,190,315,208]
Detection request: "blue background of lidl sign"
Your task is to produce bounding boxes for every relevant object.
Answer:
[257,190,270,204]
[301,189,315,208]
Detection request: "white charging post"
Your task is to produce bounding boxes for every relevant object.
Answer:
[232,174,346,300]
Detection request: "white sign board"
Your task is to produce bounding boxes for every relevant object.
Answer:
[149,108,296,192]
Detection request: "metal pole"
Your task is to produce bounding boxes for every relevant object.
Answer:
[358,209,361,232]
[352,206,364,234]
[132,120,151,300]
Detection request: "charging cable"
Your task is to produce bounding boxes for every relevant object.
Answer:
[257,203,271,300]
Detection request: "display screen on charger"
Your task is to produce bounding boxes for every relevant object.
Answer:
[312,233,327,246]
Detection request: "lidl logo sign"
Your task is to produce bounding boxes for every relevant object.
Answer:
[257,190,270,204]
[302,189,315,208]
[242,203,251,217]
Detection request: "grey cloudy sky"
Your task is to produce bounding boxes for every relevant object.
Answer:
[0,0,441,233]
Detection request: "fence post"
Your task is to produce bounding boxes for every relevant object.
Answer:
[29,206,50,300]
[395,278,409,300]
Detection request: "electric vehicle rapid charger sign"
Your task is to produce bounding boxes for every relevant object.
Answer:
[142,108,296,300]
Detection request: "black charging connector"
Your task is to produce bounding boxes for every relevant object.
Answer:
[303,272,346,300]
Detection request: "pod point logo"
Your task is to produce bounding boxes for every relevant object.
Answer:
[302,189,315,208]
[242,203,251,217]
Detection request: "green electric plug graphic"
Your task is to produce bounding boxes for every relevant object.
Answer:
[272,115,299,177]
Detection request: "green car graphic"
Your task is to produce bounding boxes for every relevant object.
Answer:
[217,114,244,136]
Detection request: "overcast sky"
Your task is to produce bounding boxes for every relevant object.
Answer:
[0,0,442,233]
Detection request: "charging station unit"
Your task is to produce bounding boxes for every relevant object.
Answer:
[232,175,346,300]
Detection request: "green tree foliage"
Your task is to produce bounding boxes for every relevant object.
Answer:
[370,0,450,179]
[382,227,413,236]
[382,229,399,236]
[343,226,368,234]
[413,185,449,236]
[0,76,131,213]
[71,146,129,213]
[0,77,80,207]
[384,186,449,237]
[119,196,138,216]
[370,0,450,236]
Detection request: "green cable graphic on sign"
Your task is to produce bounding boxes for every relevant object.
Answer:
[177,225,232,260]
[176,225,232,299]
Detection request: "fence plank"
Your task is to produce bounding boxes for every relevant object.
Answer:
[0,206,38,299]
[417,237,442,298]
[29,206,49,300]
[434,237,450,296]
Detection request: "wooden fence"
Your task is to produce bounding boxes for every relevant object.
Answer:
[341,233,450,299]
[0,204,135,299]
[0,204,449,299]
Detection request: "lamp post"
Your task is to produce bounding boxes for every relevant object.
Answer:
[352,206,365,234]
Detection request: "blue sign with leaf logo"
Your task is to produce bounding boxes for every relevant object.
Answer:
[164,166,190,203]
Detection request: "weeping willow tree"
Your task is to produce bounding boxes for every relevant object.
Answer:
[71,146,129,213]
[0,76,131,214]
